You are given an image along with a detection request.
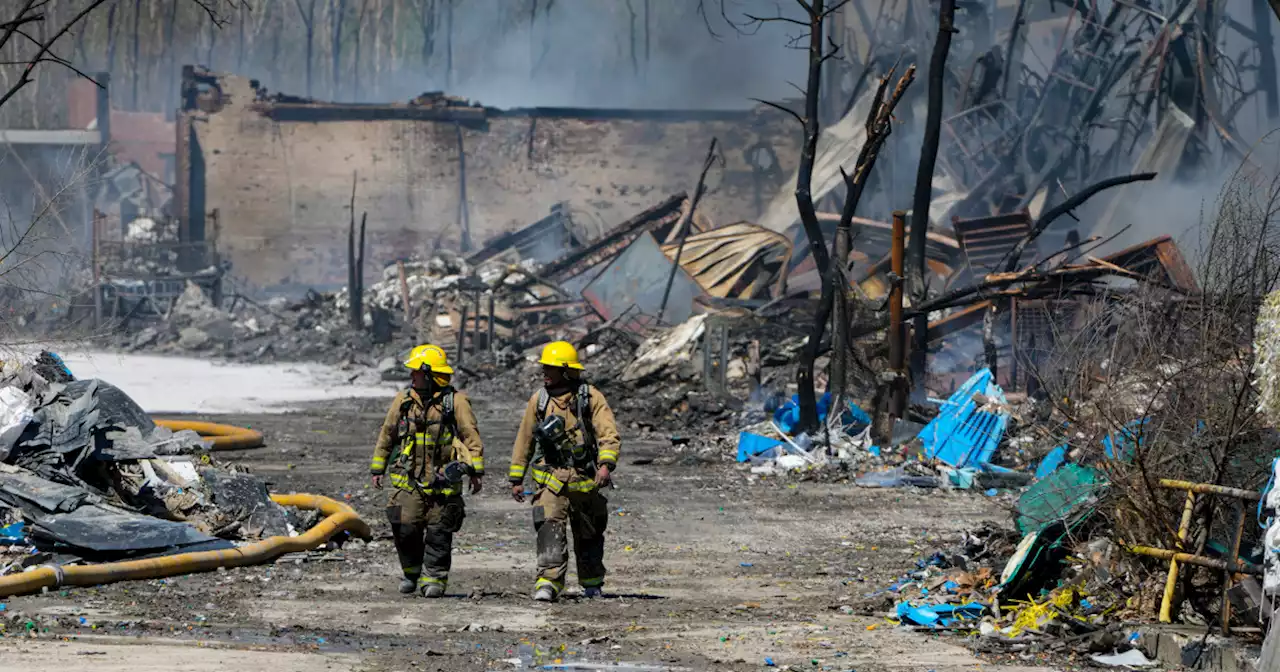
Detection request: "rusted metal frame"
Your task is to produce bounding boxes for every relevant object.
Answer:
[1130,545,1264,575]
[1099,235,1198,292]
[1159,479,1262,501]
[1160,489,1197,623]
[888,211,907,418]
[1221,503,1246,634]
[1143,478,1263,627]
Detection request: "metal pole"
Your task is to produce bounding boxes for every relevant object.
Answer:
[471,292,481,357]
[92,210,102,328]
[1160,491,1197,622]
[487,292,495,354]
[1009,299,1019,392]
[457,304,468,366]
[718,323,729,390]
[702,322,713,390]
[888,211,907,418]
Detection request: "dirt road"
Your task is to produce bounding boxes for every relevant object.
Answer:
[0,394,1058,672]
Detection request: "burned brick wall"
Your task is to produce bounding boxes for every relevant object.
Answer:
[191,73,799,293]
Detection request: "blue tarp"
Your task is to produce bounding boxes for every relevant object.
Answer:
[917,369,1009,470]
[736,432,784,462]
[773,392,871,435]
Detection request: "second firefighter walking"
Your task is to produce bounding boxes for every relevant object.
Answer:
[370,344,484,597]
[509,341,621,602]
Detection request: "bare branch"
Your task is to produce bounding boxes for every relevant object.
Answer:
[750,97,805,127]
[1001,172,1158,273]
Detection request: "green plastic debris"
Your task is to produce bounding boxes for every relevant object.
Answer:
[1016,463,1104,536]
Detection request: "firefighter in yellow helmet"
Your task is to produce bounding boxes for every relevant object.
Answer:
[508,341,620,602]
[370,344,484,598]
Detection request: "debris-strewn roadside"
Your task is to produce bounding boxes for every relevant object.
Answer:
[0,353,353,580]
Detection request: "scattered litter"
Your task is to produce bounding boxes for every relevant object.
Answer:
[1090,650,1157,667]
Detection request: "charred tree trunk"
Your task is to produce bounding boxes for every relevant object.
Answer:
[348,172,360,329]
[1254,0,1279,119]
[445,0,454,89]
[329,0,348,98]
[625,0,639,77]
[643,0,651,71]
[237,2,246,73]
[294,0,319,97]
[352,0,370,100]
[164,0,178,113]
[131,0,141,109]
[355,211,367,327]
[106,3,119,75]
[793,0,833,435]
[806,67,915,436]
[417,0,437,73]
[907,0,957,399]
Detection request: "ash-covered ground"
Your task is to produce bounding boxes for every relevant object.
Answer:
[0,384,1070,672]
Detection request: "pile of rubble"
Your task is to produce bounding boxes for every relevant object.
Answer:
[0,354,314,575]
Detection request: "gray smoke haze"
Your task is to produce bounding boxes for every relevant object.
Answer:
[227,0,812,110]
[443,0,810,109]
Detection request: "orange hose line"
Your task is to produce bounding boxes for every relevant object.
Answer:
[154,419,265,450]
[0,493,372,598]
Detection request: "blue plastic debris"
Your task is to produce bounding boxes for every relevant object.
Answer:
[944,467,977,489]
[917,369,1009,470]
[985,488,999,497]
[46,352,73,379]
[1102,418,1150,460]
[1035,445,1067,480]
[737,432,785,462]
[740,562,754,567]
[0,521,24,543]
[942,581,959,593]
[773,392,871,435]
[895,601,985,627]
[765,657,776,667]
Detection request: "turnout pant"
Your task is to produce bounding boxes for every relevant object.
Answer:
[531,484,609,596]
[386,489,466,591]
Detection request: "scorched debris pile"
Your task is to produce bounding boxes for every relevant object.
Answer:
[0,354,330,576]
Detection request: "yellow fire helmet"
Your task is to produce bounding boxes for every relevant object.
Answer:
[403,344,454,377]
[538,341,584,370]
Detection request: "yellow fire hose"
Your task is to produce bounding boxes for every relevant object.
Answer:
[154,419,265,450]
[0,493,372,598]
